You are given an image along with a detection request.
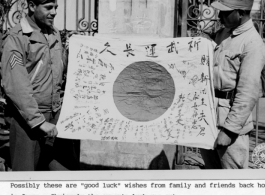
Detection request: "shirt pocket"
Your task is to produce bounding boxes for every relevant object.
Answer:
[218,50,241,73]
[51,45,64,86]
[53,45,64,69]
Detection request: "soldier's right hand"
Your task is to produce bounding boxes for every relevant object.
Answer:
[39,121,58,138]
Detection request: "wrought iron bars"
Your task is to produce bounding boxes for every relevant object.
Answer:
[77,0,98,36]
[1,0,99,36]
[182,0,221,37]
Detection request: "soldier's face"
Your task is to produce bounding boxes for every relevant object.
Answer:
[218,10,241,29]
[31,0,58,27]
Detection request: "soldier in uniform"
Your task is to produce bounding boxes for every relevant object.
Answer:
[200,0,265,168]
[1,0,79,171]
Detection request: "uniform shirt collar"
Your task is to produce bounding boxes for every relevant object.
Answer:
[232,19,253,36]
[20,16,56,34]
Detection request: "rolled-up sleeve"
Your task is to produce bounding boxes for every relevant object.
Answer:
[223,39,265,133]
[1,35,45,128]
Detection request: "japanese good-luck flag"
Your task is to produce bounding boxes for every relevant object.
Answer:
[56,35,218,149]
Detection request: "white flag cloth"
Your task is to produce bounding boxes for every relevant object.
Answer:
[57,35,218,149]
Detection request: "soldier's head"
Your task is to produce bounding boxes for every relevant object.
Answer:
[211,0,253,29]
[27,0,58,28]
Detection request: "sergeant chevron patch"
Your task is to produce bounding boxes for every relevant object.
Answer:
[9,53,23,69]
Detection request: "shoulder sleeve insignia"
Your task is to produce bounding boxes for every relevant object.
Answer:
[9,53,23,69]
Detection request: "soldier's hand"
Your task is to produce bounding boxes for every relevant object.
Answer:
[214,128,238,149]
[39,121,58,138]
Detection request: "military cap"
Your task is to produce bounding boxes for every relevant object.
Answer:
[211,0,254,11]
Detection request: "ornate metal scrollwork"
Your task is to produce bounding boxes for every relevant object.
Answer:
[186,0,220,37]
[77,19,98,36]
[90,20,98,36]
[186,0,265,38]
[5,0,28,30]
[10,10,21,26]
[77,0,98,36]
[79,20,90,31]
[1,0,98,37]
[1,0,99,49]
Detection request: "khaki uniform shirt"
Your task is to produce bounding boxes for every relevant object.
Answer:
[214,19,265,135]
[1,16,65,129]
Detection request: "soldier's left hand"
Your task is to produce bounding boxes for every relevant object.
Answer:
[214,128,238,149]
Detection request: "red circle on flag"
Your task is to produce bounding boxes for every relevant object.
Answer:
[113,61,175,122]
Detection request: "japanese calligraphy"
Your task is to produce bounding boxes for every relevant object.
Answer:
[56,35,217,150]
[167,41,179,54]
[188,38,201,52]
[145,44,158,57]
[100,42,116,55]
[124,43,135,57]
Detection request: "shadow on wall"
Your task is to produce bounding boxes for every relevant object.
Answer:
[80,150,171,170]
